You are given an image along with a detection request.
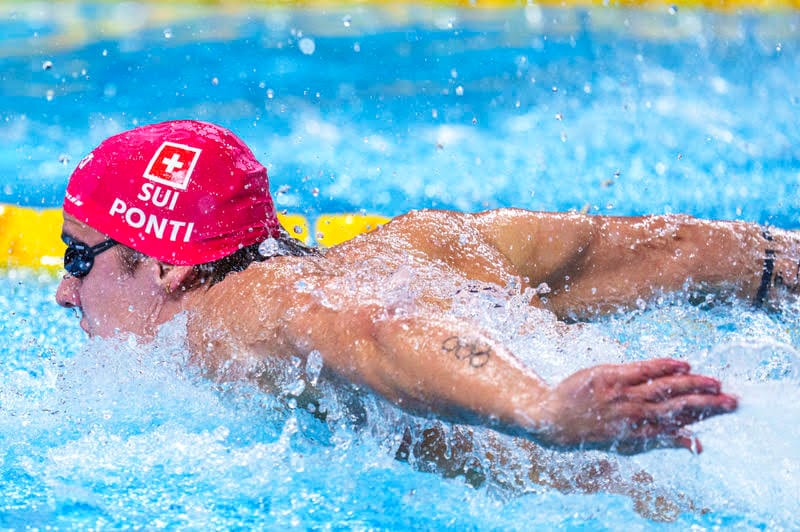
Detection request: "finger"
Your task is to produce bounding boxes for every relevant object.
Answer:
[649,393,738,426]
[625,374,721,402]
[615,427,702,455]
[672,430,703,454]
[617,358,690,385]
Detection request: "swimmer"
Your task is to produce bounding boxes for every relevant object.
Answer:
[57,120,798,457]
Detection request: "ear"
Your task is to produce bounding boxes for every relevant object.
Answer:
[157,263,196,295]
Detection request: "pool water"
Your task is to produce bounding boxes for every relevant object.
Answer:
[2,2,800,529]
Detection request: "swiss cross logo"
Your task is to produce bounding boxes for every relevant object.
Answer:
[143,142,202,190]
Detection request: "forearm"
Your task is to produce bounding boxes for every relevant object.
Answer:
[369,312,549,436]
[541,214,800,316]
[287,303,552,440]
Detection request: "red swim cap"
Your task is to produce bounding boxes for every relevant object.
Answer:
[64,120,281,265]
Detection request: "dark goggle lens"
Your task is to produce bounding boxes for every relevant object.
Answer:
[64,244,93,278]
[62,237,117,278]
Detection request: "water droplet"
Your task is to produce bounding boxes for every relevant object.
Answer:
[776,43,782,52]
[554,112,563,121]
[342,14,352,27]
[259,238,280,258]
[211,77,219,86]
[45,89,54,101]
[455,85,464,96]
[536,282,551,294]
[551,85,558,93]
[293,225,304,235]
[353,42,361,52]
[450,68,458,79]
[431,109,438,119]
[560,131,567,142]
[267,88,274,99]
[471,117,478,125]
[163,28,172,39]
[311,187,319,197]
[668,5,678,14]
[102,49,108,57]
[305,350,324,386]
[58,154,70,165]
[42,60,53,71]
[299,37,316,55]
[128,305,135,312]
[583,82,592,94]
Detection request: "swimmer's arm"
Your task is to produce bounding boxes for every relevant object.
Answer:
[473,209,800,316]
[278,291,736,453]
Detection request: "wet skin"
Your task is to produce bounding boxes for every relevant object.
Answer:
[56,214,189,338]
[55,209,747,455]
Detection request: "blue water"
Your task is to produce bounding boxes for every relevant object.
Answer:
[2,2,800,529]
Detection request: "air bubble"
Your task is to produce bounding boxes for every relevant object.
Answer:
[342,15,352,27]
[164,28,173,39]
[42,60,53,71]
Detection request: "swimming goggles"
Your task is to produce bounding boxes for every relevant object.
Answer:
[62,235,118,278]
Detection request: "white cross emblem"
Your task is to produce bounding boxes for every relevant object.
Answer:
[161,153,185,174]
[143,141,202,190]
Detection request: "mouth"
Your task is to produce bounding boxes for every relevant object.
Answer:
[72,307,90,334]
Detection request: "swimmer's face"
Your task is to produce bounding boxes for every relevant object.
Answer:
[55,213,169,338]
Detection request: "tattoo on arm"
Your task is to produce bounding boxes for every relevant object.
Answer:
[442,336,492,368]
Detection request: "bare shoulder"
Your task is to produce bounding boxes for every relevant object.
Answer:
[184,256,330,371]
[382,208,476,240]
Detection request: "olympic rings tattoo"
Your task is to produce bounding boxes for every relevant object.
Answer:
[442,336,492,368]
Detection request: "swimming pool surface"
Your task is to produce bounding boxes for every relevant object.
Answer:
[2,2,799,529]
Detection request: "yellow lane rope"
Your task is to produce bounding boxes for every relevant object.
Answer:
[0,204,390,270]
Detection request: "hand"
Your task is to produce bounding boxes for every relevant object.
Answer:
[536,358,737,454]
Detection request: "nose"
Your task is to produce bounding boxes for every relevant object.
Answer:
[56,274,80,309]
